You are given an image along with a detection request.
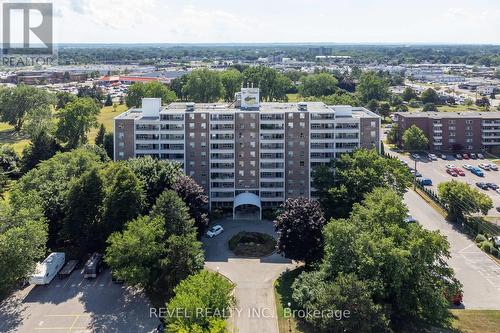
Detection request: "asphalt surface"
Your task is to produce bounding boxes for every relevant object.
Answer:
[404,190,500,309]
[203,219,295,333]
[0,269,158,333]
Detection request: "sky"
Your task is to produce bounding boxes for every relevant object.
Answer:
[42,0,500,44]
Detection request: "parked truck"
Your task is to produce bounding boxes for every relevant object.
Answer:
[29,252,65,285]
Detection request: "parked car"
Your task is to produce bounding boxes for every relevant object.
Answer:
[492,236,500,247]
[411,153,420,160]
[428,153,437,161]
[447,169,458,177]
[489,164,498,171]
[477,153,484,159]
[206,225,224,238]
[470,153,477,159]
[487,183,499,190]
[479,163,491,170]
[476,182,489,190]
[452,168,465,176]
[496,188,500,195]
[420,178,432,186]
[455,154,463,160]
[399,159,408,166]
[445,164,456,169]
[462,153,469,160]
[404,214,417,224]
[84,253,104,279]
[471,167,484,177]
[440,154,447,160]
[462,164,473,170]
[58,260,78,279]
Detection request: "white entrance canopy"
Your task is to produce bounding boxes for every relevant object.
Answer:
[233,192,262,220]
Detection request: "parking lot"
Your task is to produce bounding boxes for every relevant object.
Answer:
[0,268,158,333]
[387,147,500,217]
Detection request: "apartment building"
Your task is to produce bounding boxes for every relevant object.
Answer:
[394,111,500,153]
[114,88,380,218]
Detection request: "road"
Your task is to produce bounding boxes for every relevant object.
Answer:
[404,190,500,309]
[203,219,295,333]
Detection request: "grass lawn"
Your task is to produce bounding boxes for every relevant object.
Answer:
[87,104,127,143]
[450,310,500,333]
[0,123,30,154]
[286,93,301,102]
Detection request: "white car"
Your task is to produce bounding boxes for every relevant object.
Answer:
[462,164,473,170]
[428,154,437,161]
[404,214,417,224]
[477,153,484,159]
[445,164,456,169]
[489,164,498,171]
[206,225,224,238]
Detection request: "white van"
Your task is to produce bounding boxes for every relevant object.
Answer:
[29,252,65,285]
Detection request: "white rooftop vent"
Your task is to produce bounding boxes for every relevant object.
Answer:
[298,102,308,111]
[186,102,195,111]
[333,105,353,117]
[142,98,161,117]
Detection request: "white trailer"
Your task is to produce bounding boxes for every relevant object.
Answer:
[29,252,65,285]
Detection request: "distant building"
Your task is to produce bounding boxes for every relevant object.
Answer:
[114,88,380,217]
[309,47,332,57]
[98,75,160,86]
[394,111,500,153]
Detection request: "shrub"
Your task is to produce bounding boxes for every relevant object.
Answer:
[480,241,493,253]
[490,247,499,257]
[475,234,487,243]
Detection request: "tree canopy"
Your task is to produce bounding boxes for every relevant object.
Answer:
[438,181,493,220]
[126,81,177,107]
[299,73,338,97]
[357,72,389,103]
[402,124,429,151]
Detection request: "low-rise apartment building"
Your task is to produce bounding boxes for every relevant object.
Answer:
[394,111,500,153]
[114,88,380,217]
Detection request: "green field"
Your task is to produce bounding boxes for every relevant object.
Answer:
[274,268,500,333]
[408,104,483,113]
[0,104,127,154]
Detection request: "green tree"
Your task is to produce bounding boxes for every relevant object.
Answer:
[0,199,47,297]
[242,66,291,101]
[0,172,8,199]
[103,132,114,159]
[77,85,104,106]
[357,72,389,103]
[402,124,429,151]
[126,81,177,107]
[126,156,182,208]
[183,69,224,103]
[274,197,326,265]
[438,181,493,220]
[0,84,55,132]
[104,94,113,106]
[10,148,104,248]
[95,124,106,146]
[105,190,203,295]
[63,168,104,256]
[401,87,418,102]
[312,149,412,219]
[101,163,145,236]
[387,124,399,144]
[165,270,235,332]
[421,88,440,105]
[21,132,60,173]
[173,175,209,236]
[377,102,391,119]
[56,97,100,149]
[220,69,244,102]
[56,92,76,109]
[292,272,390,333]
[318,92,358,106]
[0,145,21,176]
[423,103,438,112]
[299,73,338,97]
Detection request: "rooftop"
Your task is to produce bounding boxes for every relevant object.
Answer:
[395,111,500,119]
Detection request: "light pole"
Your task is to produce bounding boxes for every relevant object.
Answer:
[413,155,418,190]
[287,302,292,332]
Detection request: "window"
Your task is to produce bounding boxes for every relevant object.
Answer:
[239,161,244,167]
[118,152,124,157]
[250,161,256,167]
[300,161,305,167]
[466,120,473,124]
[201,123,206,130]
[299,141,305,147]
[189,114,195,120]
[300,113,305,119]
[239,170,245,177]
[288,113,293,119]
[371,131,376,138]
[189,132,195,138]
[250,141,256,148]
[201,132,206,138]
[201,114,206,120]
[201,141,207,148]
[189,123,195,129]
[190,142,195,148]
[300,122,305,128]
[250,151,256,158]
[239,113,244,119]
[288,122,293,128]
[250,122,256,129]
[250,170,256,177]
[371,121,376,127]
[288,141,294,148]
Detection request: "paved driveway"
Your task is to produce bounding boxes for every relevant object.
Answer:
[404,190,500,309]
[203,219,295,333]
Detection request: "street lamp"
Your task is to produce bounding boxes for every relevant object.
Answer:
[287,302,292,332]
